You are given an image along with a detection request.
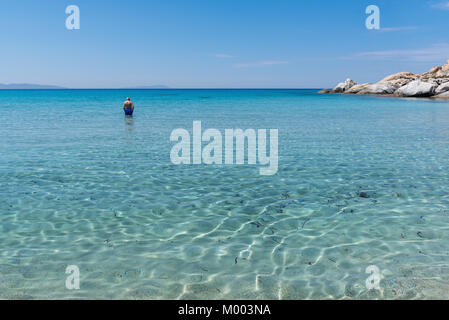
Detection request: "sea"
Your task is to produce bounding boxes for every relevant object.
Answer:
[1,89,449,299]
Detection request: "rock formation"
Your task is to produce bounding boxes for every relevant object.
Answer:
[396,80,437,97]
[358,83,396,95]
[333,78,357,93]
[320,59,449,99]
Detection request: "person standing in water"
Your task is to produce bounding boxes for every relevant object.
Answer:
[123,97,134,115]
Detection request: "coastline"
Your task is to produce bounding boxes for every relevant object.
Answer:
[319,59,449,100]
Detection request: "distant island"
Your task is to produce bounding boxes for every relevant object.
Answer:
[0,84,171,90]
[0,83,66,89]
[319,59,449,99]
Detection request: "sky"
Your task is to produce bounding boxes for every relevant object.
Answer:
[0,0,449,88]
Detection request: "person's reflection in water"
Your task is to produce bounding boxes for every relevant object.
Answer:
[124,115,134,133]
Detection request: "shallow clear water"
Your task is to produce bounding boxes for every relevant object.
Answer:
[1,89,449,299]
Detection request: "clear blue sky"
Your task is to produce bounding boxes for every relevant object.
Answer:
[1,0,449,88]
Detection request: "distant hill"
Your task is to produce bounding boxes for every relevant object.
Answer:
[0,83,66,89]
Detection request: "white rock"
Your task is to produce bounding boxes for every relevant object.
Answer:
[322,59,449,97]
[426,78,439,85]
[344,83,370,94]
[334,78,356,93]
[435,82,449,94]
[357,82,396,94]
[433,91,449,99]
[396,80,437,97]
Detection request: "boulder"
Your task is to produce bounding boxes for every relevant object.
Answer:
[357,82,396,94]
[396,80,437,97]
[426,78,440,85]
[344,83,371,94]
[435,82,449,95]
[334,78,356,93]
[318,89,333,94]
[422,78,449,85]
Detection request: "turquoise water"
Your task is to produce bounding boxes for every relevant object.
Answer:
[1,89,449,299]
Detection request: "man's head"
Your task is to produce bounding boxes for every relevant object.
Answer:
[126,97,131,101]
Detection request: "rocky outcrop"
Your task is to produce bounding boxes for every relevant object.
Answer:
[320,59,449,99]
[333,78,356,93]
[379,72,416,83]
[344,83,370,94]
[435,82,449,95]
[421,61,449,79]
[358,83,396,95]
[396,80,437,97]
